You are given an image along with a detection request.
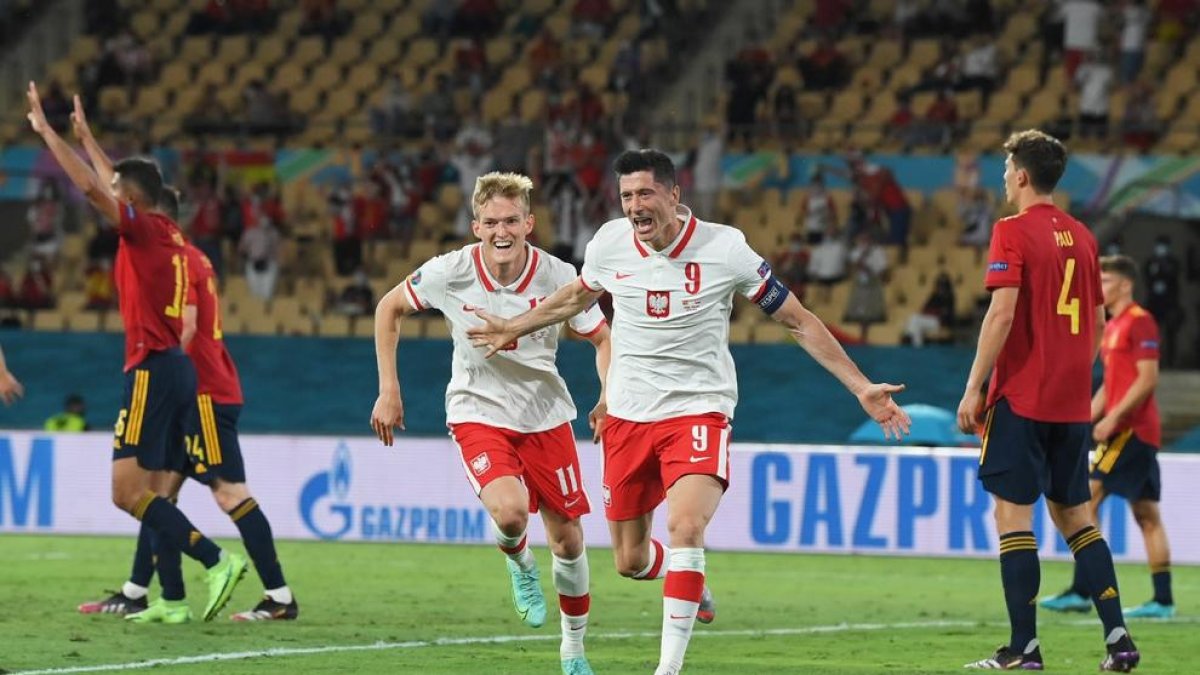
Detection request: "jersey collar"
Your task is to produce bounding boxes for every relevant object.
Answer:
[472,243,539,293]
[632,205,697,259]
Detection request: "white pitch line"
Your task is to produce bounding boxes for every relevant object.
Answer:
[15,616,1196,674]
[12,619,981,674]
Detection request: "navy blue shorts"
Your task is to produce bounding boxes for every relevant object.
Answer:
[1091,430,1161,502]
[181,396,246,484]
[978,398,1091,506]
[112,348,196,472]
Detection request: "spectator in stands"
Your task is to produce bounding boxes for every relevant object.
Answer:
[493,101,538,174]
[1121,80,1161,151]
[1062,0,1102,79]
[1145,235,1184,367]
[334,268,374,317]
[84,259,116,311]
[27,180,64,265]
[1120,0,1151,83]
[40,82,71,133]
[809,225,849,303]
[572,0,614,38]
[18,258,54,310]
[1075,49,1114,139]
[189,182,224,276]
[243,79,276,131]
[300,0,346,43]
[329,188,361,276]
[919,89,959,149]
[87,217,118,264]
[887,94,921,150]
[239,216,282,303]
[907,41,960,95]
[799,37,849,91]
[549,174,587,267]
[843,232,889,340]
[956,34,1000,107]
[371,75,419,138]
[845,185,883,241]
[353,179,390,242]
[184,83,234,136]
[86,0,123,36]
[691,121,724,221]
[449,138,495,239]
[1155,0,1199,44]
[529,30,564,85]
[812,0,852,36]
[422,74,460,142]
[958,187,994,248]
[1040,1,1067,70]
[774,233,811,302]
[44,394,89,432]
[453,37,488,97]
[187,0,234,35]
[220,183,246,250]
[609,39,641,95]
[904,271,956,347]
[848,155,912,253]
[0,268,15,309]
[773,84,802,142]
[953,152,981,211]
[799,171,836,245]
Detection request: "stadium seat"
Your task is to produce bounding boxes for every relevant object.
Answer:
[216,36,252,65]
[423,318,451,340]
[180,36,213,64]
[328,40,363,68]
[254,36,289,68]
[68,312,102,333]
[196,61,230,88]
[130,10,160,41]
[292,37,328,68]
[318,315,351,338]
[32,311,66,332]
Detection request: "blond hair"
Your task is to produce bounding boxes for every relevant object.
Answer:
[472,172,534,218]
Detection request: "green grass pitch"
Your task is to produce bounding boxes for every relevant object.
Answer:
[1,535,1196,673]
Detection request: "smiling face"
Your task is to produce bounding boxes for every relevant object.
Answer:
[472,196,533,268]
[618,170,681,251]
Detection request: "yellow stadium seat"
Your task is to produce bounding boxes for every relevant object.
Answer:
[245,313,278,336]
[196,61,229,88]
[232,62,268,90]
[868,40,902,68]
[328,40,363,67]
[180,36,213,64]
[99,87,130,115]
[1156,129,1199,154]
[135,86,169,115]
[130,10,160,41]
[907,39,941,70]
[348,14,384,41]
[423,318,452,340]
[103,311,124,334]
[276,9,306,35]
[391,13,421,41]
[1006,65,1041,97]
[69,312,102,332]
[270,62,308,94]
[32,311,66,332]
[159,62,193,90]
[254,36,288,67]
[292,37,327,67]
[485,37,515,65]
[310,63,343,91]
[827,91,863,121]
[406,38,440,68]
[68,37,100,63]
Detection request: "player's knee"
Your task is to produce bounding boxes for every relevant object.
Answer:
[549,531,584,559]
[111,484,142,513]
[491,506,528,537]
[613,548,646,578]
[666,512,707,546]
[211,481,251,513]
[1132,502,1161,529]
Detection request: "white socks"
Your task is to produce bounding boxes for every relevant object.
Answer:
[634,538,670,580]
[658,547,706,674]
[493,520,536,572]
[122,581,148,600]
[265,585,293,605]
[553,550,591,659]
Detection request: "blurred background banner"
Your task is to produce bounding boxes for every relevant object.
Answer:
[5,431,1200,563]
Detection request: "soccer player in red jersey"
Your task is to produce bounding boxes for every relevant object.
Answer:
[1041,255,1174,619]
[957,130,1138,671]
[64,99,296,621]
[26,82,247,622]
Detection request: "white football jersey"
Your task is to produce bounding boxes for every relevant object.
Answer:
[403,243,606,433]
[580,206,772,422]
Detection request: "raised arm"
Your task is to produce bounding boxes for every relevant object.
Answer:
[370,283,421,445]
[26,82,119,225]
[771,292,910,439]
[957,287,1018,433]
[71,95,115,187]
[467,278,604,357]
[0,343,24,406]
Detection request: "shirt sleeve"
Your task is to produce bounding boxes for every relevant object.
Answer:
[117,202,157,242]
[984,219,1023,289]
[402,255,447,311]
[579,236,607,292]
[726,230,773,300]
[1129,313,1161,362]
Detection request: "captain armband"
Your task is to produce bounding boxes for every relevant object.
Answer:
[754,276,789,315]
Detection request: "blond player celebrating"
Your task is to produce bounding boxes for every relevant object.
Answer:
[371,172,610,675]
[468,150,910,674]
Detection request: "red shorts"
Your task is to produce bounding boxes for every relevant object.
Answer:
[601,412,731,521]
[449,422,591,520]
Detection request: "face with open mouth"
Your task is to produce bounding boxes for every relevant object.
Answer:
[472,196,534,272]
[618,170,681,251]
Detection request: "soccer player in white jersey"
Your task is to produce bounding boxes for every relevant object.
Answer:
[468,150,911,674]
[371,172,610,675]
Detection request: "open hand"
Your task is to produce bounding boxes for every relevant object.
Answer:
[465,309,519,358]
[26,82,49,136]
[588,399,607,443]
[70,94,92,141]
[370,389,405,446]
[0,370,23,406]
[956,387,983,435]
[858,383,911,440]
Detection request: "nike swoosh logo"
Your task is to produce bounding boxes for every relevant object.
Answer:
[688,456,707,463]
[615,272,633,279]
[564,497,582,508]
[669,613,694,620]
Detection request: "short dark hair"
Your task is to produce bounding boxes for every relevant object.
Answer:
[612,149,676,188]
[1100,255,1138,284]
[113,157,164,206]
[158,184,181,221]
[1002,130,1067,194]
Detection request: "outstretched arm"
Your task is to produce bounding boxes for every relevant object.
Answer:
[957,287,1018,433]
[0,343,24,406]
[26,82,118,224]
[370,283,421,445]
[71,94,116,187]
[467,278,604,357]
[771,292,911,439]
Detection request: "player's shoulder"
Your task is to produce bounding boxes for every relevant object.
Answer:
[1129,304,1157,325]
[533,245,576,278]
[420,244,474,277]
[591,217,631,247]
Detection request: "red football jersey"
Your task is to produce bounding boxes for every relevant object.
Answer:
[184,245,244,405]
[1101,303,1161,447]
[114,203,188,371]
[984,204,1103,422]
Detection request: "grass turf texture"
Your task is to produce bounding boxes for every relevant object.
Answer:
[1,535,1196,673]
